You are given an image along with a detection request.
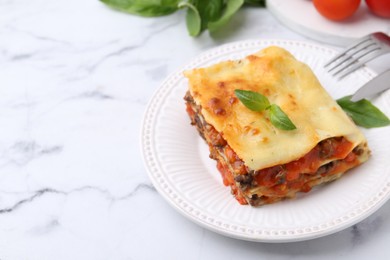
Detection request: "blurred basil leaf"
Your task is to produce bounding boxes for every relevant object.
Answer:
[100,0,179,17]
[244,0,265,6]
[337,96,390,128]
[178,2,202,36]
[100,0,265,36]
[208,0,244,32]
[192,0,223,30]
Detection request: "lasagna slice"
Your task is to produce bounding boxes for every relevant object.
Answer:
[184,46,370,206]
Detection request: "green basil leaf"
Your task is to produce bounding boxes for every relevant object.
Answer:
[268,104,297,130]
[194,0,223,30]
[337,96,390,128]
[203,0,223,22]
[100,0,179,17]
[208,0,244,32]
[178,2,202,36]
[234,89,270,112]
[244,0,265,6]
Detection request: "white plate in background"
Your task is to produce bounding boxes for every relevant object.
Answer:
[267,0,390,46]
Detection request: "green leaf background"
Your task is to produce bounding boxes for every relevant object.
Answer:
[100,0,180,17]
[337,96,390,128]
[100,0,264,36]
[208,0,244,32]
[178,2,202,36]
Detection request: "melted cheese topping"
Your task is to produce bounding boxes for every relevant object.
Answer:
[184,46,367,170]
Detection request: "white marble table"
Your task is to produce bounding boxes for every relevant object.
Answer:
[1,1,390,259]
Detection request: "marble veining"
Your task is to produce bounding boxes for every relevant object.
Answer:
[0,141,63,167]
[0,0,390,259]
[0,183,155,214]
[0,188,61,214]
[351,215,383,246]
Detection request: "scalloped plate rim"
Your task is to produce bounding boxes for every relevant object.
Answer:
[140,39,390,243]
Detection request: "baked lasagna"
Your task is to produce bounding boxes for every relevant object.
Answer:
[184,46,370,206]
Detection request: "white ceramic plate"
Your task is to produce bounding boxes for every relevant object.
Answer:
[267,0,390,46]
[141,39,390,242]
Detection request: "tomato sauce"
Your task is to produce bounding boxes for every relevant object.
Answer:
[186,93,360,205]
[217,161,248,205]
[254,137,357,196]
[186,103,195,118]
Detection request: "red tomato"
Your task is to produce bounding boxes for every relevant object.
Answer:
[313,0,361,21]
[365,0,390,18]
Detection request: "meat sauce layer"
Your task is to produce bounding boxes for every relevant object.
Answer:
[185,92,363,206]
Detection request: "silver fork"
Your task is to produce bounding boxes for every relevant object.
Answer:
[324,32,390,79]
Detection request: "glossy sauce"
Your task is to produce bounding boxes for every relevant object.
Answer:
[217,161,248,205]
[254,137,357,196]
[185,94,360,205]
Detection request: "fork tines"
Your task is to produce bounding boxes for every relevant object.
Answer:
[324,32,390,79]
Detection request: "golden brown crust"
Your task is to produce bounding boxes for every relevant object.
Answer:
[185,91,370,206]
[184,46,367,170]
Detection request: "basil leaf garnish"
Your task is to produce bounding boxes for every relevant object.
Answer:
[337,96,390,128]
[235,89,296,131]
[268,104,297,130]
[234,89,270,112]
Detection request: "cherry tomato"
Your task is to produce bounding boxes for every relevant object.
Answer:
[313,0,361,21]
[365,0,390,18]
